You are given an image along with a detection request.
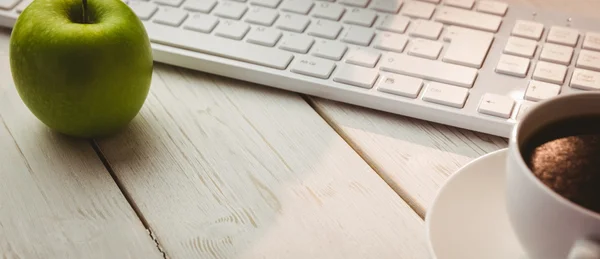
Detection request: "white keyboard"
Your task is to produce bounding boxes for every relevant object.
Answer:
[2,0,600,137]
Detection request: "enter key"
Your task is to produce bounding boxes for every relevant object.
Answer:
[443,26,494,69]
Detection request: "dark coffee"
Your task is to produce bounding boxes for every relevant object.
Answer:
[521,115,600,213]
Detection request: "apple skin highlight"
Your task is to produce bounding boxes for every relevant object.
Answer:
[9,0,153,138]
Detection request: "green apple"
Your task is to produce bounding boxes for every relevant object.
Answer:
[9,0,152,138]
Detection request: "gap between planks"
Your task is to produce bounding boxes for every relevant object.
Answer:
[91,140,169,259]
[301,95,425,219]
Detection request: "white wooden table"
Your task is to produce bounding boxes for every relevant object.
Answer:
[0,1,596,258]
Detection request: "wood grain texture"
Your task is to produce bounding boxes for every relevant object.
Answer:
[309,0,598,217]
[95,64,429,259]
[0,29,162,259]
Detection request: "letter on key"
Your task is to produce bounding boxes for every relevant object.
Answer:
[377,74,424,98]
[583,32,600,52]
[291,57,336,79]
[533,61,567,84]
[576,49,600,72]
[570,68,600,90]
[422,82,470,108]
[511,20,544,40]
[504,36,538,58]
[495,54,530,77]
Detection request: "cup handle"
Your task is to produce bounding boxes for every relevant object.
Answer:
[568,239,600,259]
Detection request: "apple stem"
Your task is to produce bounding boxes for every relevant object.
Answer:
[82,0,88,23]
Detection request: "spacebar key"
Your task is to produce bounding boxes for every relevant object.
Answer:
[380,53,478,87]
[144,22,294,70]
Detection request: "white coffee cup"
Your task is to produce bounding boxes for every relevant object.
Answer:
[506,92,600,259]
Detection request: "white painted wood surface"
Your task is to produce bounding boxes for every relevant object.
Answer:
[0,29,163,258]
[95,64,429,259]
[310,0,600,217]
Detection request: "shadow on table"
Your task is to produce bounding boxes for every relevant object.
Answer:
[311,97,508,159]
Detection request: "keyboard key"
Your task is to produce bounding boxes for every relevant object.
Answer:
[129,1,158,20]
[495,54,530,78]
[504,36,537,58]
[183,13,219,33]
[516,101,536,120]
[153,7,188,26]
[346,48,381,68]
[291,57,336,79]
[279,33,315,53]
[0,0,20,9]
[408,39,443,60]
[376,15,410,33]
[380,53,478,87]
[145,22,294,70]
[312,2,345,21]
[444,0,474,9]
[343,8,377,27]
[570,68,600,90]
[409,20,443,40]
[341,26,375,46]
[370,0,403,13]
[250,0,281,8]
[154,0,184,7]
[213,1,247,20]
[245,6,279,26]
[443,30,493,68]
[334,64,379,88]
[280,0,313,14]
[435,6,502,32]
[422,82,469,108]
[373,32,408,53]
[583,32,600,52]
[547,26,579,47]
[313,40,348,61]
[182,0,216,12]
[312,40,348,61]
[339,0,370,7]
[478,93,515,118]
[215,20,250,40]
[443,25,494,42]
[511,20,544,40]
[418,0,440,3]
[377,74,424,98]
[539,43,573,65]
[401,1,435,19]
[533,61,567,84]
[276,13,310,32]
[476,0,508,16]
[576,49,600,72]
[246,27,282,47]
[524,80,561,101]
[307,19,343,39]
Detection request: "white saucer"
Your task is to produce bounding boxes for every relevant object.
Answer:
[425,149,526,259]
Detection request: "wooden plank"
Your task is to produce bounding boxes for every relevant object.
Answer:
[308,0,598,218]
[0,29,162,258]
[95,64,429,259]
[308,99,507,217]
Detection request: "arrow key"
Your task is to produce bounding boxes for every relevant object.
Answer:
[524,80,561,101]
[477,93,515,119]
